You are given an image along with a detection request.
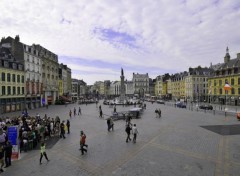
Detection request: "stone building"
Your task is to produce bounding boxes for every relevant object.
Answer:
[208,48,240,105]
[33,44,59,105]
[132,72,149,97]
[1,36,43,109]
[0,45,25,113]
[185,67,211,103]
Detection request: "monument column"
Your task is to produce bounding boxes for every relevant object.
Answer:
[120,68,125,103]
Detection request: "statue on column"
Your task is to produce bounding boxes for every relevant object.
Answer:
[121,68,124,76]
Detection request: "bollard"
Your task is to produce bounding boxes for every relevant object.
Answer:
[197,107,198,112]
[225,111,226,117]
[213,110,215,115]
[205,109,206,113]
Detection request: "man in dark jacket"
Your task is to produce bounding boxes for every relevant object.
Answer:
[4,140,12,167]
[125,124,132,143]
[60,121,66,139]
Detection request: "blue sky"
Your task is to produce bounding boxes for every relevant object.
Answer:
[0,0,240,84]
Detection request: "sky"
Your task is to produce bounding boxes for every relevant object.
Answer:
[0,0,240,85]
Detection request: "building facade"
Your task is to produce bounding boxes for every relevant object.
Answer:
[208,48,240,105]
[0,45,25,113]
[132,72,149,97]
[1,36,43,109]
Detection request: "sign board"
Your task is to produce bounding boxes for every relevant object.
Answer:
[7,126,20,160]
[42,98,45,104]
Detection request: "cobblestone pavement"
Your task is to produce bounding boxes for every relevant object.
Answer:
[1,101,240,176]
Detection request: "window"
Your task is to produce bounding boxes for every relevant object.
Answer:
[2,86,5,95]
[17,87,20,95]
[22,87,24,94]
[219,88,222,95]
[17,75,20,83]
[7,86,11,95]
[238,88,240,94]
[12,74,16,82]
[231,78,234,85]
[7,73,11,82]
[231,88,235,94]
[214,80,216,86]
[13,87,16,95]
[2,72,5,81]
[21,75,24,83]
[238,78,240,85]
[219,80,222,86]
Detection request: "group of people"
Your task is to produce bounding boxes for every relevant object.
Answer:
[0,127,13,173]
[69,107,82,118]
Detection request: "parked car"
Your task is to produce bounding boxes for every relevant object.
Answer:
[199,104,213,110]
[157,100,165,104]
[236,112,240,120]
[176,102,186,108]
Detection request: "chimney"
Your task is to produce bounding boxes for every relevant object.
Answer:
[237,53,240,59]
[15,35,20,42]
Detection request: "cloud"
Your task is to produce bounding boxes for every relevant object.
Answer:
[0,0,240,84]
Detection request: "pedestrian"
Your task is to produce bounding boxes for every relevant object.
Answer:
[99,109,103,118]
[114,106,116,113]
[4,140,12,168]
[125,124,132,143]
[74,107,76,116]
[107,118,111,131]
[0,145,4,172]
[110,117,114,131]
[69,110,72,118]
[78,107,82,115]
[99,105,101,112]
[132,124,138,143]
[39,143,50,164]
[126,114,132,126]
[158,108,161,118]
[79,131,88,155]
[60,121,66,139]
[66,120,70,134]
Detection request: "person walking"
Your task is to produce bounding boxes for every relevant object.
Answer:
[69,110,72,118]
[66,120,70,134]
[158,108,161,118]
[110,117,114,131]
[78,107,81,115]
[39,143,50,164]
[107,118,111,131]
[125,124,132,143]
[4,140,12,168]
[74,107,76,116]
[132,124,139,143]
[60,121,66,139]
[99,109,103,118]
[79,131,88,155]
